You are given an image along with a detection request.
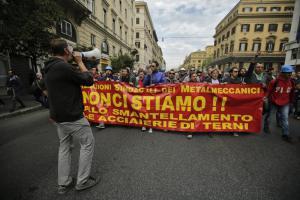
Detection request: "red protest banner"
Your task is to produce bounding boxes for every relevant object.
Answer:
[82,81,265,133]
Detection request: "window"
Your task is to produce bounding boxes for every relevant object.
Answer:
[136,32,139,38]
[282,24,291,32]
[279,42,286,51]
[112,46,116,56]
[225,44,229,54]
[284,7,294,12]
[119,0,122,12]
[271,7,281,12]
[230,42,234,52]
[101,41,109,54]
[241,24,250,32]
[268,24,278,32]
[91,34,96,46]
[136,18,140,24]
[91,0,95,15]
[136,8,140,13]
[112,18,116,33]
[266,41,274,52]
[120,26,122,39]
[218,38,221,44]
[220,46,224,55]
[217,49,220,57]
[242,7,252,12]
[226,31,230,38]
[255,24,264,32]
[135,42,140,48]
[256,7,266,12]
[103,9,107,26]
[252,42,261,52]
[239,42,248,51]
[291,48,300,60]
[125,9,127,19]
[61,20,72,37]
[231,27,236,35]
[136,54,140,62]
[214,40,217,46]
[222,35,225,41]
[125,31,127,43]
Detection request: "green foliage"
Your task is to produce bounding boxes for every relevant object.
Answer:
[0,0,63,58]
[110,54,135,72]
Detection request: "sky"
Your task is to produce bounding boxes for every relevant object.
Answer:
[144,0,240,70]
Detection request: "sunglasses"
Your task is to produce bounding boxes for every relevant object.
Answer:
[169,73,175,75]
[233,71,238,73]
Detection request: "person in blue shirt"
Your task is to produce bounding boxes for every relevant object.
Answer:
[143,61,165,86]
[142,61,165,133]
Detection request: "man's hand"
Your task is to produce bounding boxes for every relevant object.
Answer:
[72,51,83,64]
[73,51,88,72]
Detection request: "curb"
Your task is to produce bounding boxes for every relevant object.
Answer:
[0,105,43,120]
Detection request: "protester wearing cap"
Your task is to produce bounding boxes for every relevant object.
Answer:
[264,65,295,143]
[178,67,187,83]
[96,66,117,129]
[98,66,118,81]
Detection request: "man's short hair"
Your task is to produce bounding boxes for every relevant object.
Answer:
[152,61,159,67]
[50,39,68,56]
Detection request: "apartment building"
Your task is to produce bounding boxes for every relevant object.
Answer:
[182,50,207,70]
[134,1,164,70]
[285,0,300,70]
[211,0,294,72]
[55,0,135,71]
[182,45,214,71]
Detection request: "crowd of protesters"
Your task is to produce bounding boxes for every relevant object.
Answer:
[87,55,299,143]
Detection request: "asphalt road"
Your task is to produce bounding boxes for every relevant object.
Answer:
[0,109,300,200]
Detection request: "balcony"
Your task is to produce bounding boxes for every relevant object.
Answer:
[57,0,91,24]
[210,51,286,66]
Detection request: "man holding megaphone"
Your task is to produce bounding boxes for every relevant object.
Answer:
[44,39,99,194]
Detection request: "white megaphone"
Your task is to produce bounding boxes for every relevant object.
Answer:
[81,48,101,60]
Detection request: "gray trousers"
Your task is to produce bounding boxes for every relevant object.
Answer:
[55,117,95,186]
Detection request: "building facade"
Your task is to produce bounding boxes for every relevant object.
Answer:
[134,1,164,70]
[203,45,214,71]
[285,0,300,70]
[182,50,207,70]
[77,0,136,71]
[181,45,214,72]
[211,0,294,72]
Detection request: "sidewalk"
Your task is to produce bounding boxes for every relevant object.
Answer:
[0,94,43,120]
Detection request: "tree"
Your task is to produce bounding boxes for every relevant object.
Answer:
[0,0,63,69]
[110,54,135,72]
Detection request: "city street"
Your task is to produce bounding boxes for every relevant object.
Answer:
[0,109,300,200]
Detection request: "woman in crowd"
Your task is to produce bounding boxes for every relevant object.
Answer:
[204,68,222,84]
